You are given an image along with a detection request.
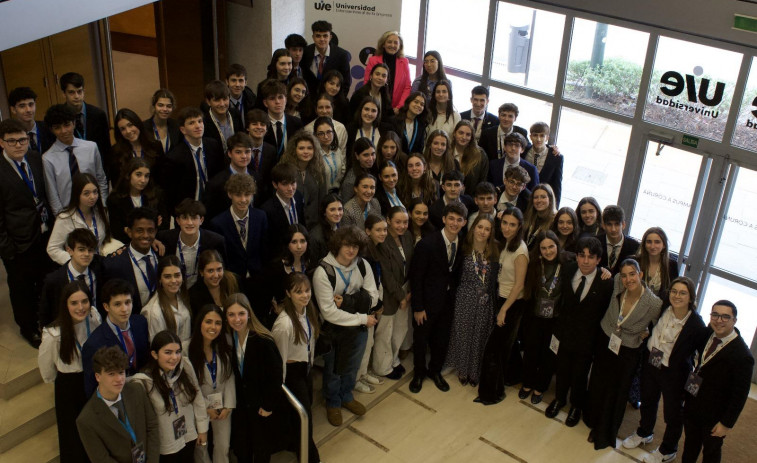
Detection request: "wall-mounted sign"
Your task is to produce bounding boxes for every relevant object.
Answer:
[654,70,726,119]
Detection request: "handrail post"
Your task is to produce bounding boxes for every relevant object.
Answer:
[281,384,308,463]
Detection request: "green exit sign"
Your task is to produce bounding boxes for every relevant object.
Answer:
[734,14,757,33]
[682,135,699,148]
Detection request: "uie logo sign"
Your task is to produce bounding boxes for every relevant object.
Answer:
[654,68,726,119]
[314,0,332,10]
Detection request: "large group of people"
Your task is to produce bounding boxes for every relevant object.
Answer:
[0,18,751,463]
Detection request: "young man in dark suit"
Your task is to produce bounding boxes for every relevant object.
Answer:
[428,170,476,232]
[487,132,539,192]
[59,72,110,165]
[163,107,224,212]
[409,202,468,393]
[39,229,102,326]
[77,346,159,463]
[681,300,754,463]
[0,119,56,347]
[285,33,317,87]
[8,86,55,154]
[225,63,257,127]
[495,165,531,215]
[479,102,530,160]
[460,86,498,143]
[301,20,351,96]
[101,207,159,312]
[260,163,305,254]
[260,79,303,160]
[598,205,640,275]
[203,80,244,152]
[546,237,613,426]
[525,122,564,206]
[206,132,254,217]
[157,199,226,288]
[81,278,150,396]
[245,109,277,206]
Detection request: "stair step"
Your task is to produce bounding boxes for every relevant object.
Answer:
[0,382,56,452]
[0,425,59,463]
[0,322,44,400]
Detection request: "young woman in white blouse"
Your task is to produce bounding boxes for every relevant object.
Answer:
[141,255,192,343]
[38,280,102,463]
[313,116,346,193]
[271,273,321,463]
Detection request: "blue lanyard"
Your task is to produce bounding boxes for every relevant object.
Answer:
[77,209,99,242]
[152,118,170,153]
[132,149,144,158]
[115,324,136,368]
[290,262,306,273]
[74,317,91,352]
[363,204,369,220]
[75,105,87,139]
[67,266,95,306]
[288,199,298,224]
[233,331,245,374]
[359,126,376,144]
[276,118,288,157]
[404,119,418,151]
[205,350,217,389]
[386,190,401,207]
[128,249,156,294]
[177,235,200,279]
[323,151,337,185]
[13,158,38,198]
[335,268,353,295]
[97,391,137,444]
[186,141,207,184]
[168,387,179,414]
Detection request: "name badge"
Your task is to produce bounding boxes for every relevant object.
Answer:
[549,335,560,355]
[538,299,555,318]
[684,371,703,397]
[608,333,622,355]
[131,442,146,463]
[172,415,187,440]
[648,347,664,369]
[206,392,223,410]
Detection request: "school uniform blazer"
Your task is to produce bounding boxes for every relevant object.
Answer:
[647,310,705,383]
[378,233,414,316]
[81,314,149,396]
[301,43,352,97]
[252,142,278,206]
[684,328,754,428]
[142,117,183,154]
[84,102,112,163]
[101,249,150,314]
[202,107,244,149]
[163,137,225,211]
[0,149,52,260]
[231,333,283,413]
[487,157,539,193]
[428,195,477,232]
[555,262,614,355]
[460,110,498,132]
[462,148,490,195]
[294,169,327,229]
[598,234,641,275]
[479,125,529,161]
[389,115,427,155]
[263,114,304,159]
[260,192,305,252]
[409,230,464,315]
[106,192,170,245]
[364,55,412,109]
[525,145,564,205]
[76,381,160,463]
[208,207,268,278]
[39,256,104,326]
[156,228,227,264]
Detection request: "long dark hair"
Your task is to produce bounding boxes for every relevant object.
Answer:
[113,108,161,168]
[187,304,233,387]
[63,173,113,244]
[462,213,499,260]
[501,207,525,252]
[524,230,563,300]
[281,273,321,345]
[198,250,239,301]
[353,96,381,129]
[636,227,673,292]
[55,280,92,364]
[417,50,447,97]
[400,153,438,206]
[455,120,482,175]
[576,196,603,233]
[318,193,343,244]
[145,330,198,413]
[266,48,292,80]
[286,76,314,119]
[428,80,454,124]
[376,131,406,170]
[551,207,579,252]
[113,157,159,205]
[155,255,189,334]
[397,91,427,122]
[281,224,312,269]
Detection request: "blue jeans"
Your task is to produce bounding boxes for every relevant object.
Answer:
[322,327,368,408]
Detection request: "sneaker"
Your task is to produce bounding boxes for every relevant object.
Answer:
[354,381,375,394]
[326,407,342,426]
[642,448,676,463]
[622,432,654,449]
[363,373,384,385]
[342,399,367,415]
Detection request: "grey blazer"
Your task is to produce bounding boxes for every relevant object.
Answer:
[76,381,160,463]
[378,233,415,315]
[600,275,663,348]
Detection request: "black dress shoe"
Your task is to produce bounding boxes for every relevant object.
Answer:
[518,387,531,400]
[565,407,582,427]
[459,376,468,386]
[531,392,543,405]
[21,330,42,349]
[587,430,595,443]
[409,374,424,393]
[430,373,450,392]
[630,400,641,409]
[545,399,564,418]
[385,366,404,380]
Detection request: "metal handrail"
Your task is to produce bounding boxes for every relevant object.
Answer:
[281,384,309,463]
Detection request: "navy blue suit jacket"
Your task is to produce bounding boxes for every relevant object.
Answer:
[525,145,563,205]
[598,234,640,275]
[81,314,149,396]
[409,231,464,315]
[260,192,305,253]
[488,157,539,193]
[263,114,304,160]
[479,125,530,161]
[209,207,269,278]
[460,110,498,133]
[101,248,152,314]
[156,228,227,265]
[202,108,244,149]
[301,43,352,97]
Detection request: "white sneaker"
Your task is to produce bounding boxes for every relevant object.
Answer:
[622,432,654,449]
[362,373,384,385]
[642,448,676,463]
[354,380,375,394]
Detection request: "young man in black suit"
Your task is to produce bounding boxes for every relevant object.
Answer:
[496,165,531,214]
[598,205,640,275]
[205,132,254,218]
[81,279,150,397]
[163,107,224,212]
[545,236,614,426]
[39,229,102,326]
[8,86,55,154]
[681,300,754,463]
[245,109,277,206]
[260,79,303,160]
[285,33,316,85]
[428,170,476,232]
[0,119,56,347]
[479,102,531,160]
[260,162,305,254]
[460,86,498,143]
[157,199,226,288]
[203,80,244,152]
[77,346,159,463]
[409,202,468,393]
[524,122,564,206]
[487,132,539,192]
[301,20,351,96]
[226,63,257,127]
[101,207,159,312]
[59,72,110,164]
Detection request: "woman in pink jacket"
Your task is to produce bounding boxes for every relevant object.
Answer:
[364,31,412,114]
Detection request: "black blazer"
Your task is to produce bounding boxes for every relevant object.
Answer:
[252,142,278,206]
[646,310,704,383]
[479,124,530,161]
[525,145,564,205]
[187,271,240,317]
[156,228,227,266]
[263,114,304,160]
[260,192,305,253]
[409,230,464,315]
[33,120,56,154]
[233,86,258,126]
[39,256,104,326]
[142,117,183,154]
[555,263,614,355]
[488,157,539,193]
[598,234,641,275]
[389,115,427,155]
[81,314,150,396]
[460,110,498,133]
[0,149,52,259]
[106,192,169,244]
[345,121,392,158]
[208,207,269,278]
[202,107,244,149]
[231,333,283,412]
[163,137,225,212]
[77,381,160,463]
[301,43,352,97]
[349,84,393,124]
[83,102,111,164]
[100,249,152,314]
[684,328,754,428]
[428,195,477,232]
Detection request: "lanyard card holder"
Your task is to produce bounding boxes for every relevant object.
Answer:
[131,442,146,463]
[206,392,223,410]
[608,333,622,355]
[172,415,187,440]
[549,335,560,355]
[537,299,555,318]
[684,371,703,397]
[648,347,664,369]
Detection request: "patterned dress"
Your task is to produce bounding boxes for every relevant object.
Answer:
[445,252,499,383]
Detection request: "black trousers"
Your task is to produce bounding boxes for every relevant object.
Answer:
[682,418,724,463]
[2,235,53,334]
[637,358,686,455]
[284,362,320,463]
[232,405,274,463]
[412,302,453,376]
[477,298,525,403]
[55,372,90,463]
[521,313,556,393]
[554,347,593,409]
[159,440,195,462]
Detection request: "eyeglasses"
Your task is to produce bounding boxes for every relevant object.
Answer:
[505,178,524,188]
[316,130,334,137]
[669,289,689,297]
[3,137,29,146]
[710,312,733,321]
